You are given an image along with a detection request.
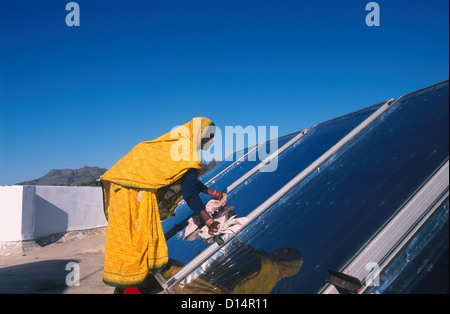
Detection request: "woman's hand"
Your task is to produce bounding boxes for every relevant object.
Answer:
[207,188,223,200]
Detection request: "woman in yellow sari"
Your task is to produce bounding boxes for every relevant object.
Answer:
[101,117,223,289]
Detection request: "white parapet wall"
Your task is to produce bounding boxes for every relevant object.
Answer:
[0,185,107,253]
[0,186,32,242]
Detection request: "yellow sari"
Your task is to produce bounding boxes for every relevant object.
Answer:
[101,117,214,287]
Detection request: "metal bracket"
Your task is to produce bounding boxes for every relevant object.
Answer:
[326,269,364,294]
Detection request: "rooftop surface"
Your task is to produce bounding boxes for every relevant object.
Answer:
[0,234,113,294]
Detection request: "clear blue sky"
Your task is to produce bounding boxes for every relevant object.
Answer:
[0,0,448,185]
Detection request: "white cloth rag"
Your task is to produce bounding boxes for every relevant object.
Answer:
[183,195,227,241]
[198,214,249,241]
[183,194,248,241]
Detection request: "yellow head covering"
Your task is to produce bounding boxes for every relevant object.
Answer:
[101,117,215,190]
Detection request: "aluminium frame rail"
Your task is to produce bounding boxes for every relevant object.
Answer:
[160,98,395,293]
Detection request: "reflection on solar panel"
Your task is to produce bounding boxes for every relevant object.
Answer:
[158,80,449,294]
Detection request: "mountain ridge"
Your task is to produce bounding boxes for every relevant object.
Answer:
[17,166,108,186]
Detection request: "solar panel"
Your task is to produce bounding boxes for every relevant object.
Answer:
[164,102,387,271]
[168,81,449,294]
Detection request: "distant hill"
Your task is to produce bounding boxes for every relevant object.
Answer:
[17,166,108,186]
